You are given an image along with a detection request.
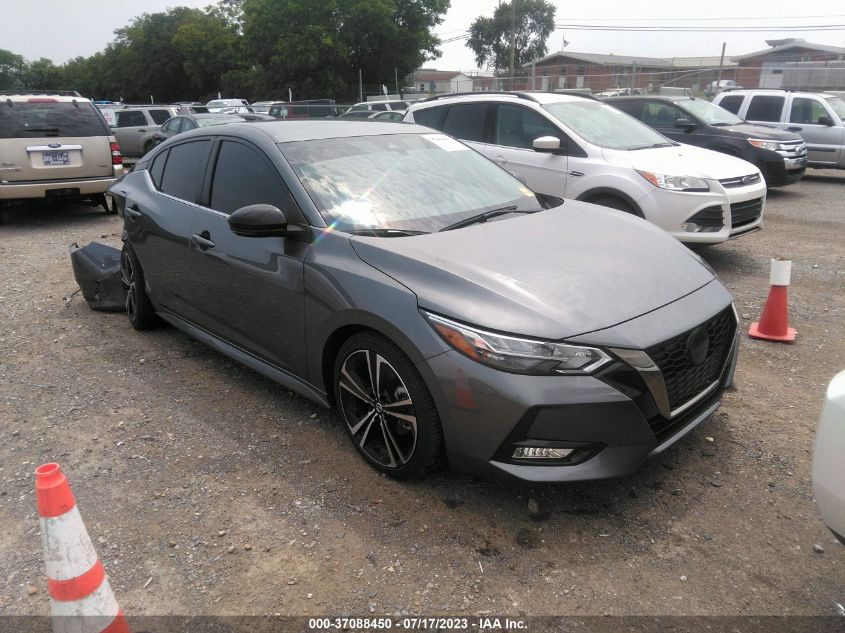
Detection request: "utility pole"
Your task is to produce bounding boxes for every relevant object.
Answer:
[395,67,399,97]
[716,42,726,96]
[509,0,516,82]
[359,68,363,102]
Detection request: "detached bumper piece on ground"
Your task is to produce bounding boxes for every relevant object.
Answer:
[69,242,127,312]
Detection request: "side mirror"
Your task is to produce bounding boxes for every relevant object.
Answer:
[674,118,697,130]
[533,136,561,153]
[228,204,307,239]
[818,115,835,127]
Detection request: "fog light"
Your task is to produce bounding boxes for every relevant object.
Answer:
[682,222,721,233]
[512,447,574,459]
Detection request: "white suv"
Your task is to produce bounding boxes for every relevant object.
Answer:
[0,91,123,215]
[405,92,767,244]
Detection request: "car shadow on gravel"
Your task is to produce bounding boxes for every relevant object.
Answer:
[0,200,112,228]
[694,245,766,276]
[799,173,845,185]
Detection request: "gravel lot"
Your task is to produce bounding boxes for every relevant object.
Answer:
[0,170,843,619]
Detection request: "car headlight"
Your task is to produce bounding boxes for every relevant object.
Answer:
[748,139,781,151]
[637,171,710,192]
[423,312,611,375]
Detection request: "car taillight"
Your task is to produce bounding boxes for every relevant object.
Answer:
[110,142,122,166]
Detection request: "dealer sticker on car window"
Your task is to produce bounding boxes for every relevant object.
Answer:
[422,134,468,152]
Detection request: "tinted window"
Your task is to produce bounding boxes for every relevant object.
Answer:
[0,101,109,138]
[746,95,785,122]
[412,106,446,130]
[717,95,744,114]
[790,98,829,124]
[642,102,685,127]
[610,101,644,118]
[149,109,172,125]
[115,110,147,127]
[494,104,561,149]
[149,149,168,189]
[210,141,290,215]
[442,103,488,142]
[162,118,181,133]
[159,140,211,202]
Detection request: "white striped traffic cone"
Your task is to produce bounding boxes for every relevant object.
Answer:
[35,463,130,633]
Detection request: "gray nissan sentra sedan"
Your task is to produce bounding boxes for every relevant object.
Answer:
[110,120,739,482]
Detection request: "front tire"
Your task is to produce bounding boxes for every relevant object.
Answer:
[120,244,160,330]
[333,332,444,479]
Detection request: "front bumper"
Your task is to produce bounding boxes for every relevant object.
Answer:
[761,154,806,187]
[421,289,739,482]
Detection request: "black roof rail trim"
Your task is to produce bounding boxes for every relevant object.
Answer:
[0,90,83,97]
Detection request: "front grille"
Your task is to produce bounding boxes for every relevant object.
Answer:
[645,308,736,412]
[720,173,761,188]
[730,197,763,228]
[686,205,724,229]
[778,140,807,159]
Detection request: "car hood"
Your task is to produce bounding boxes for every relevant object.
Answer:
[349,202,716,341]
[603,143,760,179]
[708,123,804,141]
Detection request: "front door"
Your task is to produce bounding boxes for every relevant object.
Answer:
[484,103,569,198]
[184,139,308,374]
[788,95,845,166]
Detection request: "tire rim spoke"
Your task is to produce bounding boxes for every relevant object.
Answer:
[339,348,418,470]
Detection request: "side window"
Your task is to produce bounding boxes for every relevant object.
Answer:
[790,98,829,124]
[442,103,489,143]
[611,101,644,120]
[717,95,744,114]
[159,140,211,202]
[163,118,181,133]
[149,109,172,125]
[209,141,293,216]
[371,103,387,111]
[182,119,197,131]
[643,102,685,127]
[493,104,561,149]
[115,110,146,127]
[412,106,447,130]
[746,95,785,122]
[148,148,168,190]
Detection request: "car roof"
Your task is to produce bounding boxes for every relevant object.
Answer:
[718,89,839,98]
[0,93,91,103]
[410,91,596,110]
[180,120,435,143]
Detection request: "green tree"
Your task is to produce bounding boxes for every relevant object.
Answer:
[22,58,62,89]
[467,0,555,74]
[242,0,448,100]
[0,49,26,90]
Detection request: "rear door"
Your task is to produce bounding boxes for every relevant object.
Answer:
[124,140,213,314]
[742,94,787,129]
[439,102,491,155]
[113,109,150,156]
[484,103,568,197]
[0,99,113,183]
[787,95,844,166]
[184,138,308,373]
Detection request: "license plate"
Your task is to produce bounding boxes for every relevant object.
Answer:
[42,151,70,166]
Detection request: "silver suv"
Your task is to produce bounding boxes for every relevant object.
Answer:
[714,89,845,169]
[0,91,123,216]
[110,106,177,157]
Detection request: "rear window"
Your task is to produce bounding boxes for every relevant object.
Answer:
[0,101,110,138]
[746,95,785,122]
[443,103,489,142]
[412,106,446,130]
[115,110,147,127]
[159,140,211,202]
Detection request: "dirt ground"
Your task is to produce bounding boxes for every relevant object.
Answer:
[0,170,843,619]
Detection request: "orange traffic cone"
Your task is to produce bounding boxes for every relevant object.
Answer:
[35,463,131,633]
[749,258,796,343]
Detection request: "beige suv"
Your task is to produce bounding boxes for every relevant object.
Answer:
[0,91,123,218]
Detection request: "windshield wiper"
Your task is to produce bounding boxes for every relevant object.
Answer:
[628,142,675,150]
[347,228,429,237]
[439,206,537,232]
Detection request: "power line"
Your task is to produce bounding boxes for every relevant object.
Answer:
[554,23,845,32]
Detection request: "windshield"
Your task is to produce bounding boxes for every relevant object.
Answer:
[280,133,538,233]
[678,99,743,125]
[543,100,670,150]
[825,97,845,120]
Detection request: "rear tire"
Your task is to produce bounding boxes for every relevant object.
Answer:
[120,244,160,330]
[333,332,444,479]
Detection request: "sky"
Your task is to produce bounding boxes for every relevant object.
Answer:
[3,0,845,71]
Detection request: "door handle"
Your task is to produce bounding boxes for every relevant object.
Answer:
[138,129,146,133]
[787,126,802,132]
[495,155,508,164]
[126,204,142,219]
[191,231,215,250]
[568,170,585,177]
